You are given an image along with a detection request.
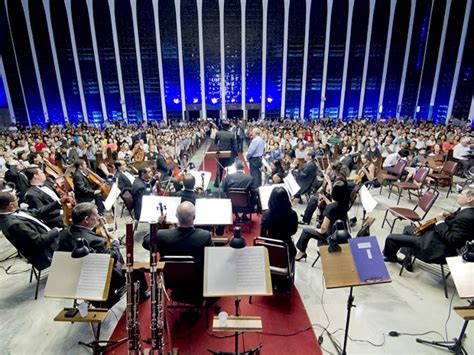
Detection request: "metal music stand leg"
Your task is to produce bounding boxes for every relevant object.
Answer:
[416,319,469,355]
[342,286,355,355]
[214,158,227,198]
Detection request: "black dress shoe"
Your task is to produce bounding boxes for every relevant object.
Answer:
[298,220,308,225]
[383,256,398,263]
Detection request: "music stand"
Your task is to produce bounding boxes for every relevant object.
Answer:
[205,151,231,197]
[415,256,474,354]
[319,237,391,355]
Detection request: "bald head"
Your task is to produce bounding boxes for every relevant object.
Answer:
[176,201,195,227]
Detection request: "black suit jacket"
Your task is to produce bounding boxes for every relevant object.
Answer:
[176,189,197,205]
[416,207,474,262]
[5,167,30,201]
[260,209,298,259]
[215,130,237,161]
[222,171,257,211]
[24,186,62,227]
[115,171,132,194]
[156,154,172,179]
[131,177,153,220]
[143,226,214,268]
[0,211,60,270]
[73,170,95,203]
[340,155,355,171]
[296,160,317,194]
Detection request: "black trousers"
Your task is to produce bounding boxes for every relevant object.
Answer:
[215,158,232,186]
[302,196,318,224]
[237,138,244,153]
[383,225,421,259]
[296,227,327,253]
[248,157,263,187]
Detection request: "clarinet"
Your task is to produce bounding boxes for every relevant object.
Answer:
[125,223,141,354]
[149,222,164,353]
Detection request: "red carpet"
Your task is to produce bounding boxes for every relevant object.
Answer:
[106,146,321,354]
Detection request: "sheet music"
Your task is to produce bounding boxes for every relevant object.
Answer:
[123,171,135,184]
[189,170,211,191]
[360,185,378,213]
[44,252,82,299]
[261,157,272,171]
[259,184,288,210]
[204,246,270,297]
[104,183,120,211]
[283,174,300,196]
[139,196,181,224]
[225,165,237,175]
[76,254,111,300]
[195,199,232,225]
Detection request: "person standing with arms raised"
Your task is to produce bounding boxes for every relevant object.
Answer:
[246,128,265,187]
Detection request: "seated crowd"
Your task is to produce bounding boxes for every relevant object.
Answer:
[0,117,472,310]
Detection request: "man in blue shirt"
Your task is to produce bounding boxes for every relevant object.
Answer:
[246,128,265,187]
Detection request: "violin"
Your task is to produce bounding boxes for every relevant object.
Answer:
[413,212,455,235]
[62,197,76,226]
[96,216,113,248]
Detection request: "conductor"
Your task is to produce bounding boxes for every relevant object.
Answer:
[213,123,237,187]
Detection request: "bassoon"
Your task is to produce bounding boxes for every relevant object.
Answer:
[125,223,141,354]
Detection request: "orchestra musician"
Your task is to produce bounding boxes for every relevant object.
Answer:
[353,154,376,185]
[72,159,106,214]
[108,160,132,195]
[23,167,73,228]
[58,202,149,308]
[131,167,160,220]
[156,144,182,192]
[293,150,319,204]
[383,187,474,271]
[176,174,198,205]
[0,192,61,271]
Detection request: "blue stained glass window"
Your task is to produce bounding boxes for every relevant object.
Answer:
[72,0,103,124]
[93,0,122,122]
[1,2,28,126]
[400,0,432,119]
[29,0,63,124]
[224,0,241,104]
[245,0,262,105]
[433,0,467,122]
[116,0,142,124]
[50,0,83,124]
[342,0,369,120]
[304,0,327,119]
[159,0,182,120]
[284,0,305,118]
[265,0,284,118]
[203,0,221,107]
[416,0,446,120]
[362,0,390,119]
[325,0,348,118]
[137,0,163,121]
[7,0,44,125]
[181,0,201,107]
[452,8,473,120]
[381,0,411,119]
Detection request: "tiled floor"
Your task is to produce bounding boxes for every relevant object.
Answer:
[0,140,472,354]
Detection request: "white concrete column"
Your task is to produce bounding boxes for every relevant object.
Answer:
[5,0,31,126]
[152,0,168,124]
[446,0,471,123]
[261,0,268,118]
[0,56,17,124]
[108,0,127,121]
[300,0,312,119]
[64,0,89,123]
[43,0,68,122]
[174,0,187,120]
[21,0,50,123]
[395,0,416,121]
[468,95,474,125]
[241,0,246,119]
[358,0,375,119]
[320,0,333,118]
[429,0,451,120]
[280,0,290,117]
[86,0,108,121]
[339,0,355,119]
[196,0,206,119]
[377,0,396,120]
[219,0,226,119]
[413,0,435,120]
[130,0,148,122]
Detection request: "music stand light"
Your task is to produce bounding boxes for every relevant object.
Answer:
[328,220,351,253]
[229,227,246,249]
[71,238,90,258]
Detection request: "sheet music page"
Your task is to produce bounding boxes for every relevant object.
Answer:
[195,199,233,225]
[123,171,135,184]
[283,174,301,196]
[76,254,111,301]
[226,165,237,175]
[139,196,181,223]
[189,171,211,191]
[360,185,378,213]
[259,184,285,210]
[44,252,82,299]
[104,183,120,211]
[204,246,269,296]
